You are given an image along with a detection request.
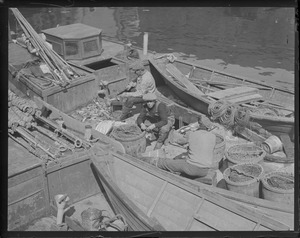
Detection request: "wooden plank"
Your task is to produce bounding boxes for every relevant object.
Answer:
[112,150,291,230]
[8,166,42,188]
[200,189,290,231]
[166,63,205,96]
[228,93,263,104]
[206,86,258,100]
[185,197,205,230]
[147,181,168,217]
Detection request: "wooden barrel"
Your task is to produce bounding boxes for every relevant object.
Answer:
[110,124,146,157]
[223,163,264,198]
[261,171,294,205]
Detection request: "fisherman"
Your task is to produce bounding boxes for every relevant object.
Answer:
[142,117,218,179]
[136,93,175,150]
[117,60,157,120]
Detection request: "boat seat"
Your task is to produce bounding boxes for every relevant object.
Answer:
[206,86,263,104]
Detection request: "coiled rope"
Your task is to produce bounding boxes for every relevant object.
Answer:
[208,100,237,129]
[208,100,253,133]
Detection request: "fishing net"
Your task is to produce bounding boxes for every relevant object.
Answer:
[227,163,262,183]
[226,144,265,164]
[111,124,142,140]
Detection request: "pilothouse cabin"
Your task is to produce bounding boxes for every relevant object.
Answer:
[42,23,103,65]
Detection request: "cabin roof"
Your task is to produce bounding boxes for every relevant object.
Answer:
[42,23,102,39]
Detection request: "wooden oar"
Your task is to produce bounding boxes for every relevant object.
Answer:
[191,79,272,90]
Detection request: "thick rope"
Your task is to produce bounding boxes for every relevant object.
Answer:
[208,100,236,129]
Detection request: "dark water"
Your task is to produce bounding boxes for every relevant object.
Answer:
[9,7,295,86]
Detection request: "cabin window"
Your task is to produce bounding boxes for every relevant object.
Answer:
[51,42,63,55]
[65,41,79,56]
[83,39,98,54]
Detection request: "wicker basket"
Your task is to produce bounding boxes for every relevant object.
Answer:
[261,171,294,204]
[223,163,264,197]
[225,143,266,167]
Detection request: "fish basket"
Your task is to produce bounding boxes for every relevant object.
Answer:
[81,208,103,231]
[211,132,226,169]
[261,171,294,204]
[225,143,266,168]
[223,163,264,197]
[110,124,146,157]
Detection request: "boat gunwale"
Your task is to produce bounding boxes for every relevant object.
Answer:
[174,58,294,95]
[111,150,293,214]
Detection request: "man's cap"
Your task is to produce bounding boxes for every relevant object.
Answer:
[129,60,145,70]
[143,93,157,101]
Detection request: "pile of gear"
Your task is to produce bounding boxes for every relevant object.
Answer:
[70,98,113,128]
[11,8,84,88]
[8,90,93,165]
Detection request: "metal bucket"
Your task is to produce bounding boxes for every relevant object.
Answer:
[262,135,283,154]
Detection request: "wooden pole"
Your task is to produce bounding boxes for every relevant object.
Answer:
[143,32,148,56]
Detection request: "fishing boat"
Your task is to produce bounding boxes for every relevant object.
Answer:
[91,147,293,231]
[33,95,294,231]
[8,93,293,231]
[7,10,294,231]
[8,134,293,232]
[148,57,294,139]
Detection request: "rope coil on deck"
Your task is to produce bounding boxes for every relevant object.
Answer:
[208,100,254,133]
[208,100,237,129]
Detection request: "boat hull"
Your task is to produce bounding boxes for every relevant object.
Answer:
[91,149,293,231]
[149,58,294,138]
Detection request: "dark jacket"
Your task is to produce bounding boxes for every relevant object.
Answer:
[137,101,172,128]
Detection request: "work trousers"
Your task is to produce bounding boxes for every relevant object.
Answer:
[142,115,175,143]
[156,158,209,178]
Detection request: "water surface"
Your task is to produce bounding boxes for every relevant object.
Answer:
[9,7,295,90]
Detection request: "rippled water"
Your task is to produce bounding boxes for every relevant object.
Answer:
[9,7,295,89]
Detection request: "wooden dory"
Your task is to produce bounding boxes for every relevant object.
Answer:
[149,57,294,139]
[91,148,292,231]
[35,97,293,231]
